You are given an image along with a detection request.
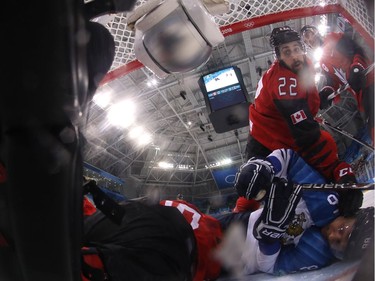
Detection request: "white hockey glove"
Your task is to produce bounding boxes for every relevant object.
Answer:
[253,178,302,244]
[234,157,274,201]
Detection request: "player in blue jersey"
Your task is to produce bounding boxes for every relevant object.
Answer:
[215,148,372,276]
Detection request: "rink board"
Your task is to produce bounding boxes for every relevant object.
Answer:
[217,260,360,281]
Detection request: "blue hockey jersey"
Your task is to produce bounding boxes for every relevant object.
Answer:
[242,149,340,275]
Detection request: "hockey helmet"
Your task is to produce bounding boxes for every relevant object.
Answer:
[300,25,319,35]
[270,26,303,57]
[300,25,323,49]
[344,207,374,260]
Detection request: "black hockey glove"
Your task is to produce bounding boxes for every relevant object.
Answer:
[348,63,365,93]
[319,86,335,109]
[253,178,302,244]
[234,157,274,201]
[338,189,363,217]
[334,162,363,217]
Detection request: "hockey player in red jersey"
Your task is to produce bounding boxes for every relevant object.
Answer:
[81,195,198,281]
[247,26,353,185]
[81,180,223,281]
[160,199,223,281]
[318,31,374,142]
[300,25,374,143]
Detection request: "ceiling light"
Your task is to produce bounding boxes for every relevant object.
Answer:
[158,161,174,169]
[147,79,158,87]
[138,132,153,146]
[107,100,136,128]
[128,126,144,139]
[220,158,232,165]
[93,92,111,108]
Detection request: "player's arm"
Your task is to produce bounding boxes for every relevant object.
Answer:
[273,97,320,148]
[265,148,293,179]
[253,179,302,273]
[235,149,304,200]
[273,97,341,181]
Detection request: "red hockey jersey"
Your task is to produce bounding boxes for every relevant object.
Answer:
[249,59,340,181]
[320,32,373,110]
[160,200,223,281]
[250,59,320,150]
[320,32,372,86]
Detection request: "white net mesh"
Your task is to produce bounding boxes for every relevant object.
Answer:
[214,0,338,25]
[96,0,374,72]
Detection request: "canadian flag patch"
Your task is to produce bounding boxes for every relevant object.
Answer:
[291,110,307,124]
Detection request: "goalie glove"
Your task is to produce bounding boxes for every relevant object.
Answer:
[234,157,274,201]
[253,178,302,244]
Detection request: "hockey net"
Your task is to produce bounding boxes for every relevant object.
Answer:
[95,0,374,75]
[94,0,374,182]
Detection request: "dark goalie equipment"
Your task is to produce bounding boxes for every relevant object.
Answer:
[270,26,303,57]
[345,207,374,260]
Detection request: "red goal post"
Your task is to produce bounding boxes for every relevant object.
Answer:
[99,0,374,85]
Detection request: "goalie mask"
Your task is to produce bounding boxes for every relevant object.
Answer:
[270,26,304,58]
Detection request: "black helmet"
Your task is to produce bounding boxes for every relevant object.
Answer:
[300,25,319,36]
[300,25,323,49]
[270,26,302,57]
[344,207,374,260]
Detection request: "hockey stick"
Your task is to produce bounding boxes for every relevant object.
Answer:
[315,116,374,152]
[327,63,375,100]
[327,83,350,100]
[296,182,374,191]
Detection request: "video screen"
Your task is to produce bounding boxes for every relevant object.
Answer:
[201,67,247,112]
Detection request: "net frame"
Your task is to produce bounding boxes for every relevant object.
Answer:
[98,0,374,84]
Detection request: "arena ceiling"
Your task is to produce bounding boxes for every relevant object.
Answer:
[80,0,373,199]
